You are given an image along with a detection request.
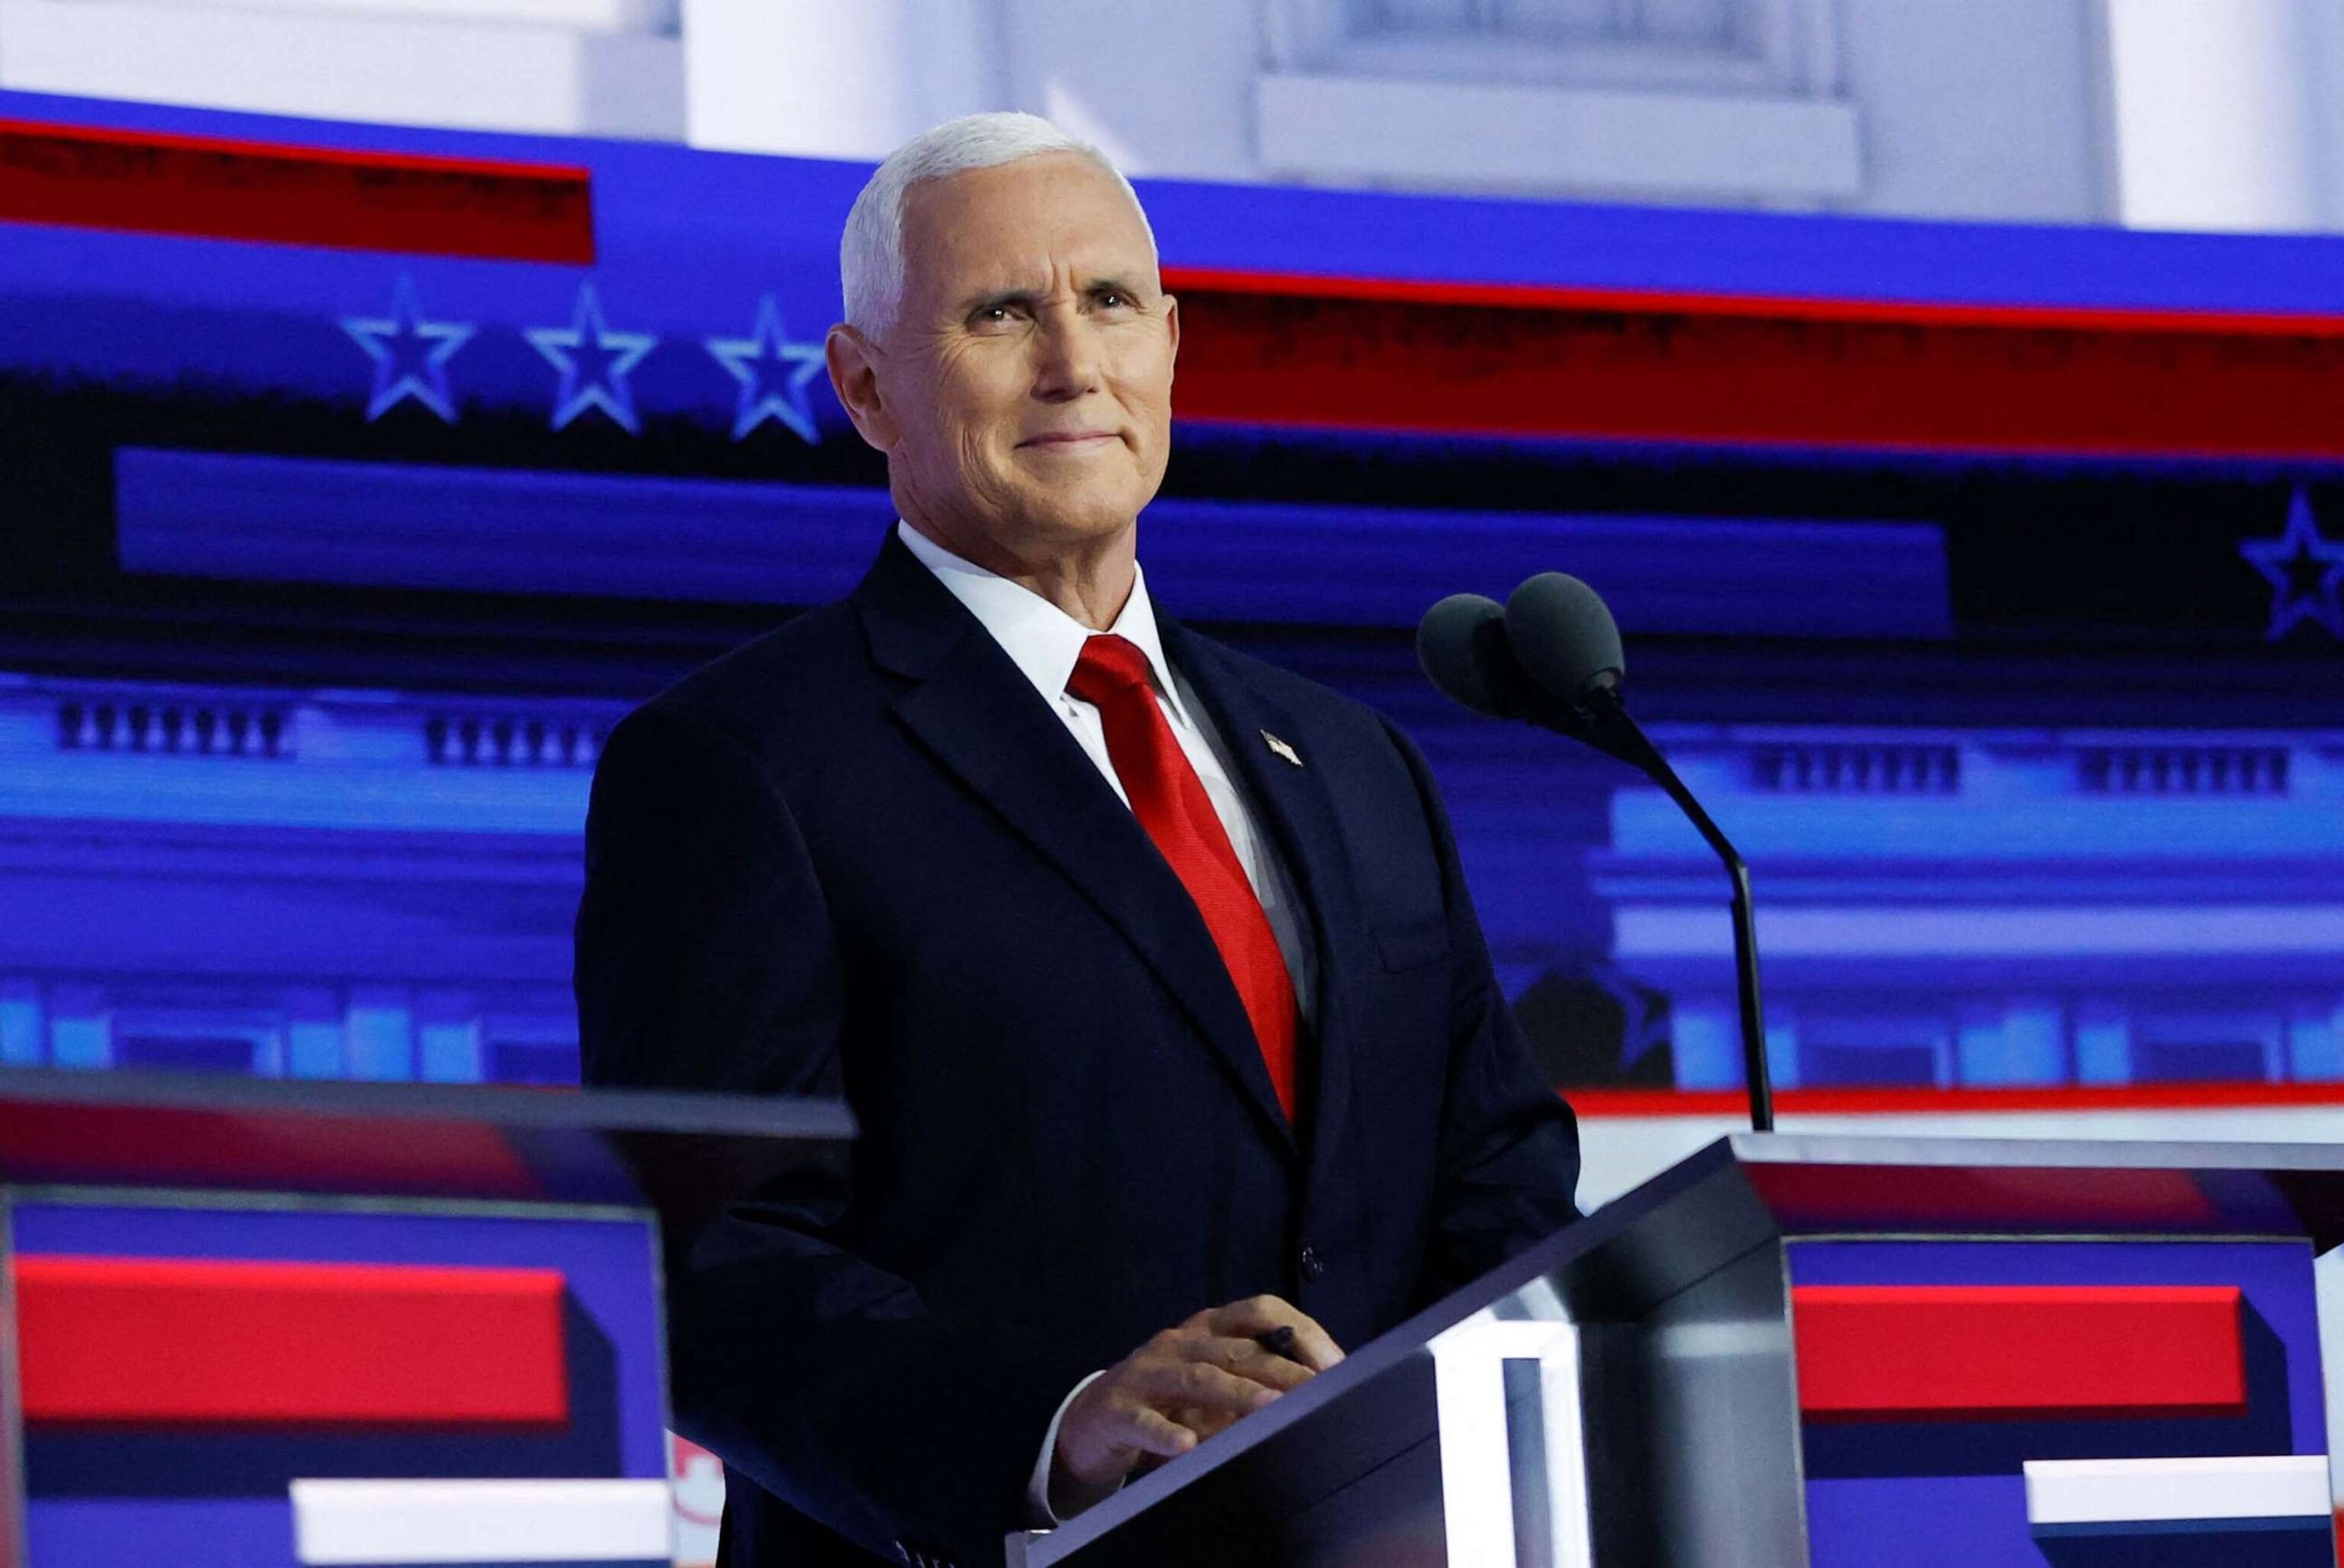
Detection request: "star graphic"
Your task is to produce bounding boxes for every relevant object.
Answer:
[704,295,827,442]
[525,282,658,434]
[2239,487,2344,640]
[340,275,474,423]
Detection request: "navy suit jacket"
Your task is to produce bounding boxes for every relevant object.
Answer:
[574,530,1580,1566]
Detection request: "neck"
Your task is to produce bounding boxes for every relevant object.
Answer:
[903,512,1138,630]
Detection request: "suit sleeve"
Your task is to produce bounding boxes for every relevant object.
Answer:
[1378,716,1584,1302]
[574,704,1075,1565]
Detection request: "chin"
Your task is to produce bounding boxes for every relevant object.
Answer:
[1015,486,1150,546]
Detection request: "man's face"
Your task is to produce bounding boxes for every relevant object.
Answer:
[855,153,1177,565]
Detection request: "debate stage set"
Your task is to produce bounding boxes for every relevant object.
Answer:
[4,75,2344,1568]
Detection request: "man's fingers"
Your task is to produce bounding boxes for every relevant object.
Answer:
[1090,1301,1345,1479]
[1206,1295,1347,1373]
[1177,1333,1313,1390]
[1122,1403,1197,1460]
[1139,1356,1280,1416]
[1283,1319,1344,1373]
[1164,1402,1247,1442]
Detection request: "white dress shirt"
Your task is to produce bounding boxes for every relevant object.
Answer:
[894,519,1314,1526]
[895,520,1315,1012]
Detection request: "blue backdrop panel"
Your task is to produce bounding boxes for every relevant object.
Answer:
[112,446,1951,636]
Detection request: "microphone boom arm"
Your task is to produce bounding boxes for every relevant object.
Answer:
[1580,688,1776,1134]
[1415,582,1775,1133]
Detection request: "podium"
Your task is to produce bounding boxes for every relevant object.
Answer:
[1016,1135,2344,1567]
[0,1066,851,1568]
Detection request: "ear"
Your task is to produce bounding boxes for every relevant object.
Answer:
[1163,292,1180,385]
[826,324,898,452]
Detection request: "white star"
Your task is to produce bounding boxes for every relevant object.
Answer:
[525,282,658,434]
[704,295,828,443]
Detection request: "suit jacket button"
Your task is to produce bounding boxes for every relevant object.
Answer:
[1299,1245,1326,1283]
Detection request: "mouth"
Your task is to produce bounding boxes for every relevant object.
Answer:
[1016,430,1121,450]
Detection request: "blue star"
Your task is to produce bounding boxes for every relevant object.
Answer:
[525,282,658,434]
[340,275,474,423]
[2240,487,2344,640]
[704,295,827,442]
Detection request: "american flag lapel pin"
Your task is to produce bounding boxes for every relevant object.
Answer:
[1261,729,1304,768]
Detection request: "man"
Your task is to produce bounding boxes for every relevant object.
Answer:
[575,112,1579,1567]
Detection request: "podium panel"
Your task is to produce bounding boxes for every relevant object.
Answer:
[1018,1135,2344,1567]
[1789,1238,2326,1566]
[0,1067,851,1568]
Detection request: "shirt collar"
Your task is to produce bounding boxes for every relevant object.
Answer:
[895,520,1190,721]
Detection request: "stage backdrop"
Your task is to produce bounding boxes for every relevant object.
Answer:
[0,88,2341,1159]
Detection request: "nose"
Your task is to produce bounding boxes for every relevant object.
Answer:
[1031,306,1102,402]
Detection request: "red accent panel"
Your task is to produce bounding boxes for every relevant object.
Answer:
[1794,1284,2245,1422]
[1163,266,2344,338]
[1161,267,2344,459]
[14,1256,569,1426]
[1757,1164,2220,1231]
[0,119,594,262]
[0,1102,542,1200]
[1569,1081,2344,1119]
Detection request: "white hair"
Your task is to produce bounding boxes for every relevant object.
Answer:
[839,111,1158,336]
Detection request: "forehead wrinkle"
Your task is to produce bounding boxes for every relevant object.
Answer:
[900,170,1160,324]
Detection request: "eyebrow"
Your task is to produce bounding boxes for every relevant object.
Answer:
[958,287,1042,317]
[955,278,1151,315]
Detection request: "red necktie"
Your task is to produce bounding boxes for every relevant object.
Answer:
[1067,634,1299,1121]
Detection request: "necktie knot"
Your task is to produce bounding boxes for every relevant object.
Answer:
[1067,633,1155,706]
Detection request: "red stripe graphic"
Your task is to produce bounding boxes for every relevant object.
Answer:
[0,1100,543,1200]
[1162,266,2344,459]
[1756,1164,2220,1232]
[14,1255,569,1426]
[1164,266,2344,339]
[0,119,594,262]
[1795,1284,2245,1422]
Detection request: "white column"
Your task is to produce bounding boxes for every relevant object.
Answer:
[0,0,684,139]
[681,0,1005,158]
[1429,1314,1593,1568]
[2102,0,2333,232]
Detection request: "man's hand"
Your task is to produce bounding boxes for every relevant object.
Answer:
[1052,1296,1344,1507]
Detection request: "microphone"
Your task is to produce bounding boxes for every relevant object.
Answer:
[1416,594,1534,718]
[1418,575,1776,1134]
[1417,593,1571,727]
[1500,571,1622,703]
[1415,592,1612,748]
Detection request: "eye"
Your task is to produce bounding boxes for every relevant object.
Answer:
[1096,288,1134,311]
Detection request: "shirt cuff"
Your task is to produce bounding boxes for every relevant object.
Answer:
[1024,1370,1122,1527]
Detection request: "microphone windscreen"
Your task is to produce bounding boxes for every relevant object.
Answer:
[1505,572,1624,702]
[1416,594,1534,719]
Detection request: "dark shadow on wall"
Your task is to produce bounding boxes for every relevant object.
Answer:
[1513,960,1673,1088]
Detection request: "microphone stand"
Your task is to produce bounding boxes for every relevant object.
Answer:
[1573,687,1776,1133]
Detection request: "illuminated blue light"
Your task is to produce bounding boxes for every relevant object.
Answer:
[112,447,1950,636]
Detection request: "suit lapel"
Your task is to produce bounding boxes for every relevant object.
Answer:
[1157,616,1368,1190]
[852,533,1298,1155]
